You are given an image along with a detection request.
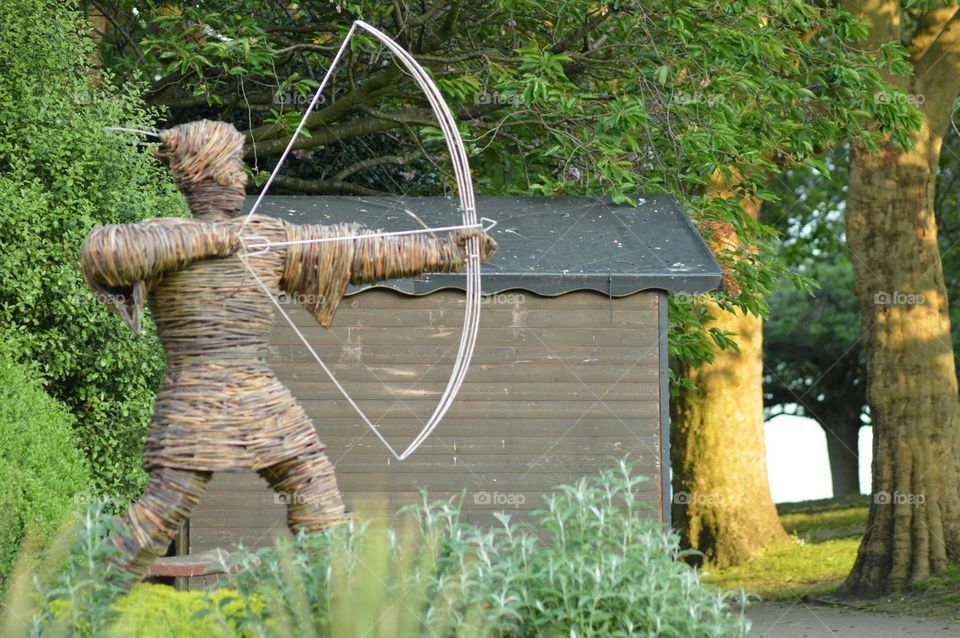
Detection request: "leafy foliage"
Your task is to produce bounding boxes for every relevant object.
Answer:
[0,347,89,596]
[760,154,867,426]
[94,0,918,365]
[0,1,185,502]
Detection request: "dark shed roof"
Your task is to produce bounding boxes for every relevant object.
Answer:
[243,195,723,296]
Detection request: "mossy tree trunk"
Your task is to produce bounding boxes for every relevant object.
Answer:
[671,199,787,567]
[841,123,960,595]
[838,0,960,595]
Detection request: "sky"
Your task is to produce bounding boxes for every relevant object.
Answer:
[764,414,871,503]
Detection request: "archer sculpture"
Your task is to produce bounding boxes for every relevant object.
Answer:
[80,119,496,581]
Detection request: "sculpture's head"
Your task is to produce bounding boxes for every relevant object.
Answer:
[158,120,248,218]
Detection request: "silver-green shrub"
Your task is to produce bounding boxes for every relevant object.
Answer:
[214,460,750,637]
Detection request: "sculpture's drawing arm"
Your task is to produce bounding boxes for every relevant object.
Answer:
[79,221,239,334]
[280,222,496,328]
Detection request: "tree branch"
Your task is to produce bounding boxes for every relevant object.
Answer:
[417,49,513,64]
[150,87,274,110]
[269,43,338,56]
[266,174,385,195]
[550,7,612,54]
[358,106,437,128]
[333,152,421,181]
[403,0,450,29]
[414,0,462,53]
[243,108,435,158]
[244,67,399,143]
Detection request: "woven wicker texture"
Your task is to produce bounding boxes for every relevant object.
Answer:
[81,120,495,580]
[109,467,211,581]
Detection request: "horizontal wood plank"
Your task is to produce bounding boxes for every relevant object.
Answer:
[276,361,659,383]
[333,289,656,310]
[270,326,660,347]
[318,436,659,456]
[269,344,660,364]
[300,399,657,420]
[308,418,660,438]
[283,381,657,402]
[282,308,657,329]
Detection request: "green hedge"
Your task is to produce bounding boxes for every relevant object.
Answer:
[0,2,185,503]
[0,349,89,595]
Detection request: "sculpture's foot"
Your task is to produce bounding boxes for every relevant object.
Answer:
[106,467,212,589]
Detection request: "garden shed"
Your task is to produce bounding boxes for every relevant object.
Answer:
[185,195,722,554]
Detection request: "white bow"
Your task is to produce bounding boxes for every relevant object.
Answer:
[237,20,486,461]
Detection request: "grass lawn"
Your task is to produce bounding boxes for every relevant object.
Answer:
[703,537,861,599]
[702,497,866,600]
[703,497,960,620]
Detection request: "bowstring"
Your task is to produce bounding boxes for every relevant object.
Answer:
[242,23,359,225]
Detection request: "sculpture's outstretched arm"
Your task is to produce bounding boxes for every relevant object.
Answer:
[79,220,238,333]
[349,227,497,283]
[280,222,496,328]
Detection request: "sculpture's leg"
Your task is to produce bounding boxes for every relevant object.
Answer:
[108,466,212,584]
[258,445,346,532]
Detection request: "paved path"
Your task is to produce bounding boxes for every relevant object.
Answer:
[747,601,960,637]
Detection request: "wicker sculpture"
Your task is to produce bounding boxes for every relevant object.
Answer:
[80,120,496,582]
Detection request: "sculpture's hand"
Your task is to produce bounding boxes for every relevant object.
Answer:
[451,228,497,262]
[219,224,244,256]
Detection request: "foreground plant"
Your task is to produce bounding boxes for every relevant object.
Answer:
[213,460,751,637]
[3,462,750,637]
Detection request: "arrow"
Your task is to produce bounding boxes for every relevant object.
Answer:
[238,217,497,256]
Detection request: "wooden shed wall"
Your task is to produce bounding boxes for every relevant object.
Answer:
[188,289,665,552]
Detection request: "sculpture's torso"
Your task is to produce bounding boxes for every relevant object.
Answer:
[150,215,283,361]
[141,215,322,472]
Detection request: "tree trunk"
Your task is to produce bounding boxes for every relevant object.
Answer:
[821,413,861,498]
[841,113,960,595]
[671,198,787,567]
[85,3,107,68]
[672,304,787,566]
